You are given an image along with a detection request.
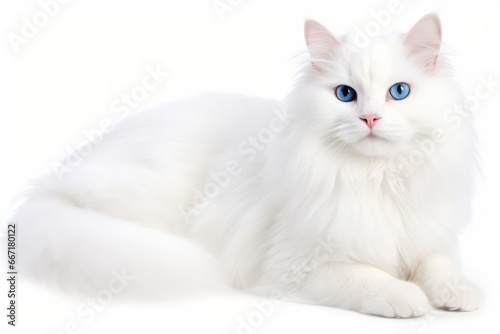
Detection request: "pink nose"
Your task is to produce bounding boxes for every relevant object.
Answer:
[360,114,381,129]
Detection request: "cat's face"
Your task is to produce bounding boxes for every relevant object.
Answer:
[301,15,457,157]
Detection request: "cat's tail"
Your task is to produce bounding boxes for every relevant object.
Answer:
[9,195,229,298]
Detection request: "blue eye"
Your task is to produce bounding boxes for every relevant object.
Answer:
[389,82,410,100]
[335,85,357,102]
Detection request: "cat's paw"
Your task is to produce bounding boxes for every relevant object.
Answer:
[360,282,430,318]
[425,277,482,311]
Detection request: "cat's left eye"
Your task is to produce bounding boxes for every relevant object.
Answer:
[389,83,410,100]
[335,85,357,102]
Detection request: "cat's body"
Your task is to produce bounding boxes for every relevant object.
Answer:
[11,15,481,317]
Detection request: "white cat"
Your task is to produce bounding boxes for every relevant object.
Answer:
[11,14,481,317]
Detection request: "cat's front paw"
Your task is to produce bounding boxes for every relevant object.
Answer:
[425,277,482,311]
[360,281,430,318]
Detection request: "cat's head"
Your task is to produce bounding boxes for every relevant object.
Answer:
[295,14,460,158]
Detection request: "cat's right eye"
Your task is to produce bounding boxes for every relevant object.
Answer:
[335,85,357,102]
[389,82,410,100]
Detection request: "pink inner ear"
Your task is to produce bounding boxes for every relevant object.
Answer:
[404,14,442,71]
[304,20,340,72]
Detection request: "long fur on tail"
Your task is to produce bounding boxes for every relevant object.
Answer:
[10,195,228,298]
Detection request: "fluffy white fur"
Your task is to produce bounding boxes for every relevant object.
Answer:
[10,15,481,317]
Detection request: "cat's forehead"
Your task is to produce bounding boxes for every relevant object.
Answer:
[341,35,408,88]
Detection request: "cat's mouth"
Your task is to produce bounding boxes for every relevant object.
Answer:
[366,132,385,141]
[363,132,391,144]
[364,129,391,142]
[354,133,395,157]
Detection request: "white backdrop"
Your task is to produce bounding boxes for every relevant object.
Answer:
[1,0,499,333]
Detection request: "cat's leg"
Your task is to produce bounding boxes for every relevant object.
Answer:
[411,254,482,311]
[286,263,430,318]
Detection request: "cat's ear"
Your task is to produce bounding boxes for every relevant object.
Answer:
[404,14,442,72]
[304,20,340,73]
